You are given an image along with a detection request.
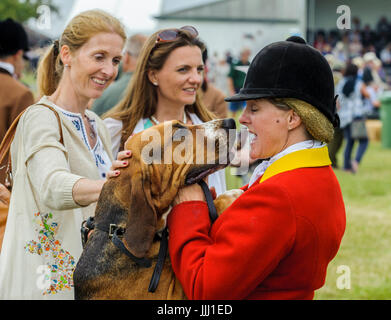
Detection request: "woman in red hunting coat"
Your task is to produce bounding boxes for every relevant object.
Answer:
[168,36,346,300]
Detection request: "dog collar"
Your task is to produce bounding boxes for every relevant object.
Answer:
[81,217,152,268]
[260,145,331,184]
[80,217,169,292]
[111,227,152,268]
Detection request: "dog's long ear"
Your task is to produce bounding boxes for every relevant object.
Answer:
[123,170,157,258]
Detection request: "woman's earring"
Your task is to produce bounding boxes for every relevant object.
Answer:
[153,82,158,86]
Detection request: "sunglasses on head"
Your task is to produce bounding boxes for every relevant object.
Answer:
[156,26,199,44]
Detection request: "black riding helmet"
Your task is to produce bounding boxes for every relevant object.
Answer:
[225,36,339,128]
[0,18,30,60]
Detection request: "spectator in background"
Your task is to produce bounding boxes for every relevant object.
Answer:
[373,57,387,85]
[332,41,349,63]
[349,32,363,58]
[0,18,35,185]
[361,24,376,49]
[328,30,340,48]
[336,63,370,173]
[352,56,365,79]
[376,16,390,40]
[225,50,233,65]
[363,52,387,90]
[227,47,251,118]
[325,54,344,86]
[380,43,391,67]
[341,33,352,60]
[92,34,147,116]
[362,67,381,119]
[313,30,327,52]
[352,17,362,33]
[199,48,228,119]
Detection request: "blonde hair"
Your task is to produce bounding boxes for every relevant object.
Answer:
[37,9,126,97]
[104,28,215,149]
[273,98,334,143]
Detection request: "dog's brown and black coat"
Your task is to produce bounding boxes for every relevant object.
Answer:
[74,119,238,300]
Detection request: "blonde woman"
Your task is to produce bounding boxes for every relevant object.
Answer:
[104,26,226,196]
[0,10,126,299]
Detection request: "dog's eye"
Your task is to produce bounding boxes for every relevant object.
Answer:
[172,123,186,129]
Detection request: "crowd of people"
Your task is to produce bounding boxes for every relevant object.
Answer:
[0,9,347,300]
[309,18,390,173]
[312,16,391,69]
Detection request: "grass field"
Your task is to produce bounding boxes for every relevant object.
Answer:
[225,126,391,299]
[315,141,391,299]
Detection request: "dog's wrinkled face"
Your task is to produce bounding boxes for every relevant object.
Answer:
[118,118,235,256]
[126,119,236,212]
[73,118,236,299]
[119,118,236,253]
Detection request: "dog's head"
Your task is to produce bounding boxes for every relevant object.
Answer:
[117,118,236,258]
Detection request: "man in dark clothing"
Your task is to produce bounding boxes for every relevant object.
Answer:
[0,18,34,184]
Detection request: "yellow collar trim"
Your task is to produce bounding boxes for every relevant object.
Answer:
[260,145,331,184]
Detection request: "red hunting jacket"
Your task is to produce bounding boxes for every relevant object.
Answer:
[168,146,346,300]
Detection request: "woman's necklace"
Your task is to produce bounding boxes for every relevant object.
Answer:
[83,114,96,139]
[150,111,187,125]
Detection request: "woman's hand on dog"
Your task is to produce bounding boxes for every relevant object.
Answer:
[173,179,207,206]
[106,150,132,179]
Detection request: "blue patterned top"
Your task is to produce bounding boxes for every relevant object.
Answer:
[54,106,112,179]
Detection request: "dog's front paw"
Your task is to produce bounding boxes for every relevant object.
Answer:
[214,189,244,216]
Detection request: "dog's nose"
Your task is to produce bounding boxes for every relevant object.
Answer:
[222,118,236,130]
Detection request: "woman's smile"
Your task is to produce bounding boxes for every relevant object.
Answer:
[91,76,110,89]
[182,86,197,97]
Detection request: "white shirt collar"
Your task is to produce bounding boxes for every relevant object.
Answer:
[248,140,325,187]
[0,61,15,76]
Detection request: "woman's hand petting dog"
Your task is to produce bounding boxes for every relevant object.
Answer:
[106,150,132,178]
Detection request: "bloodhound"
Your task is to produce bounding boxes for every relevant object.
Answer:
[73,118,242,300]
